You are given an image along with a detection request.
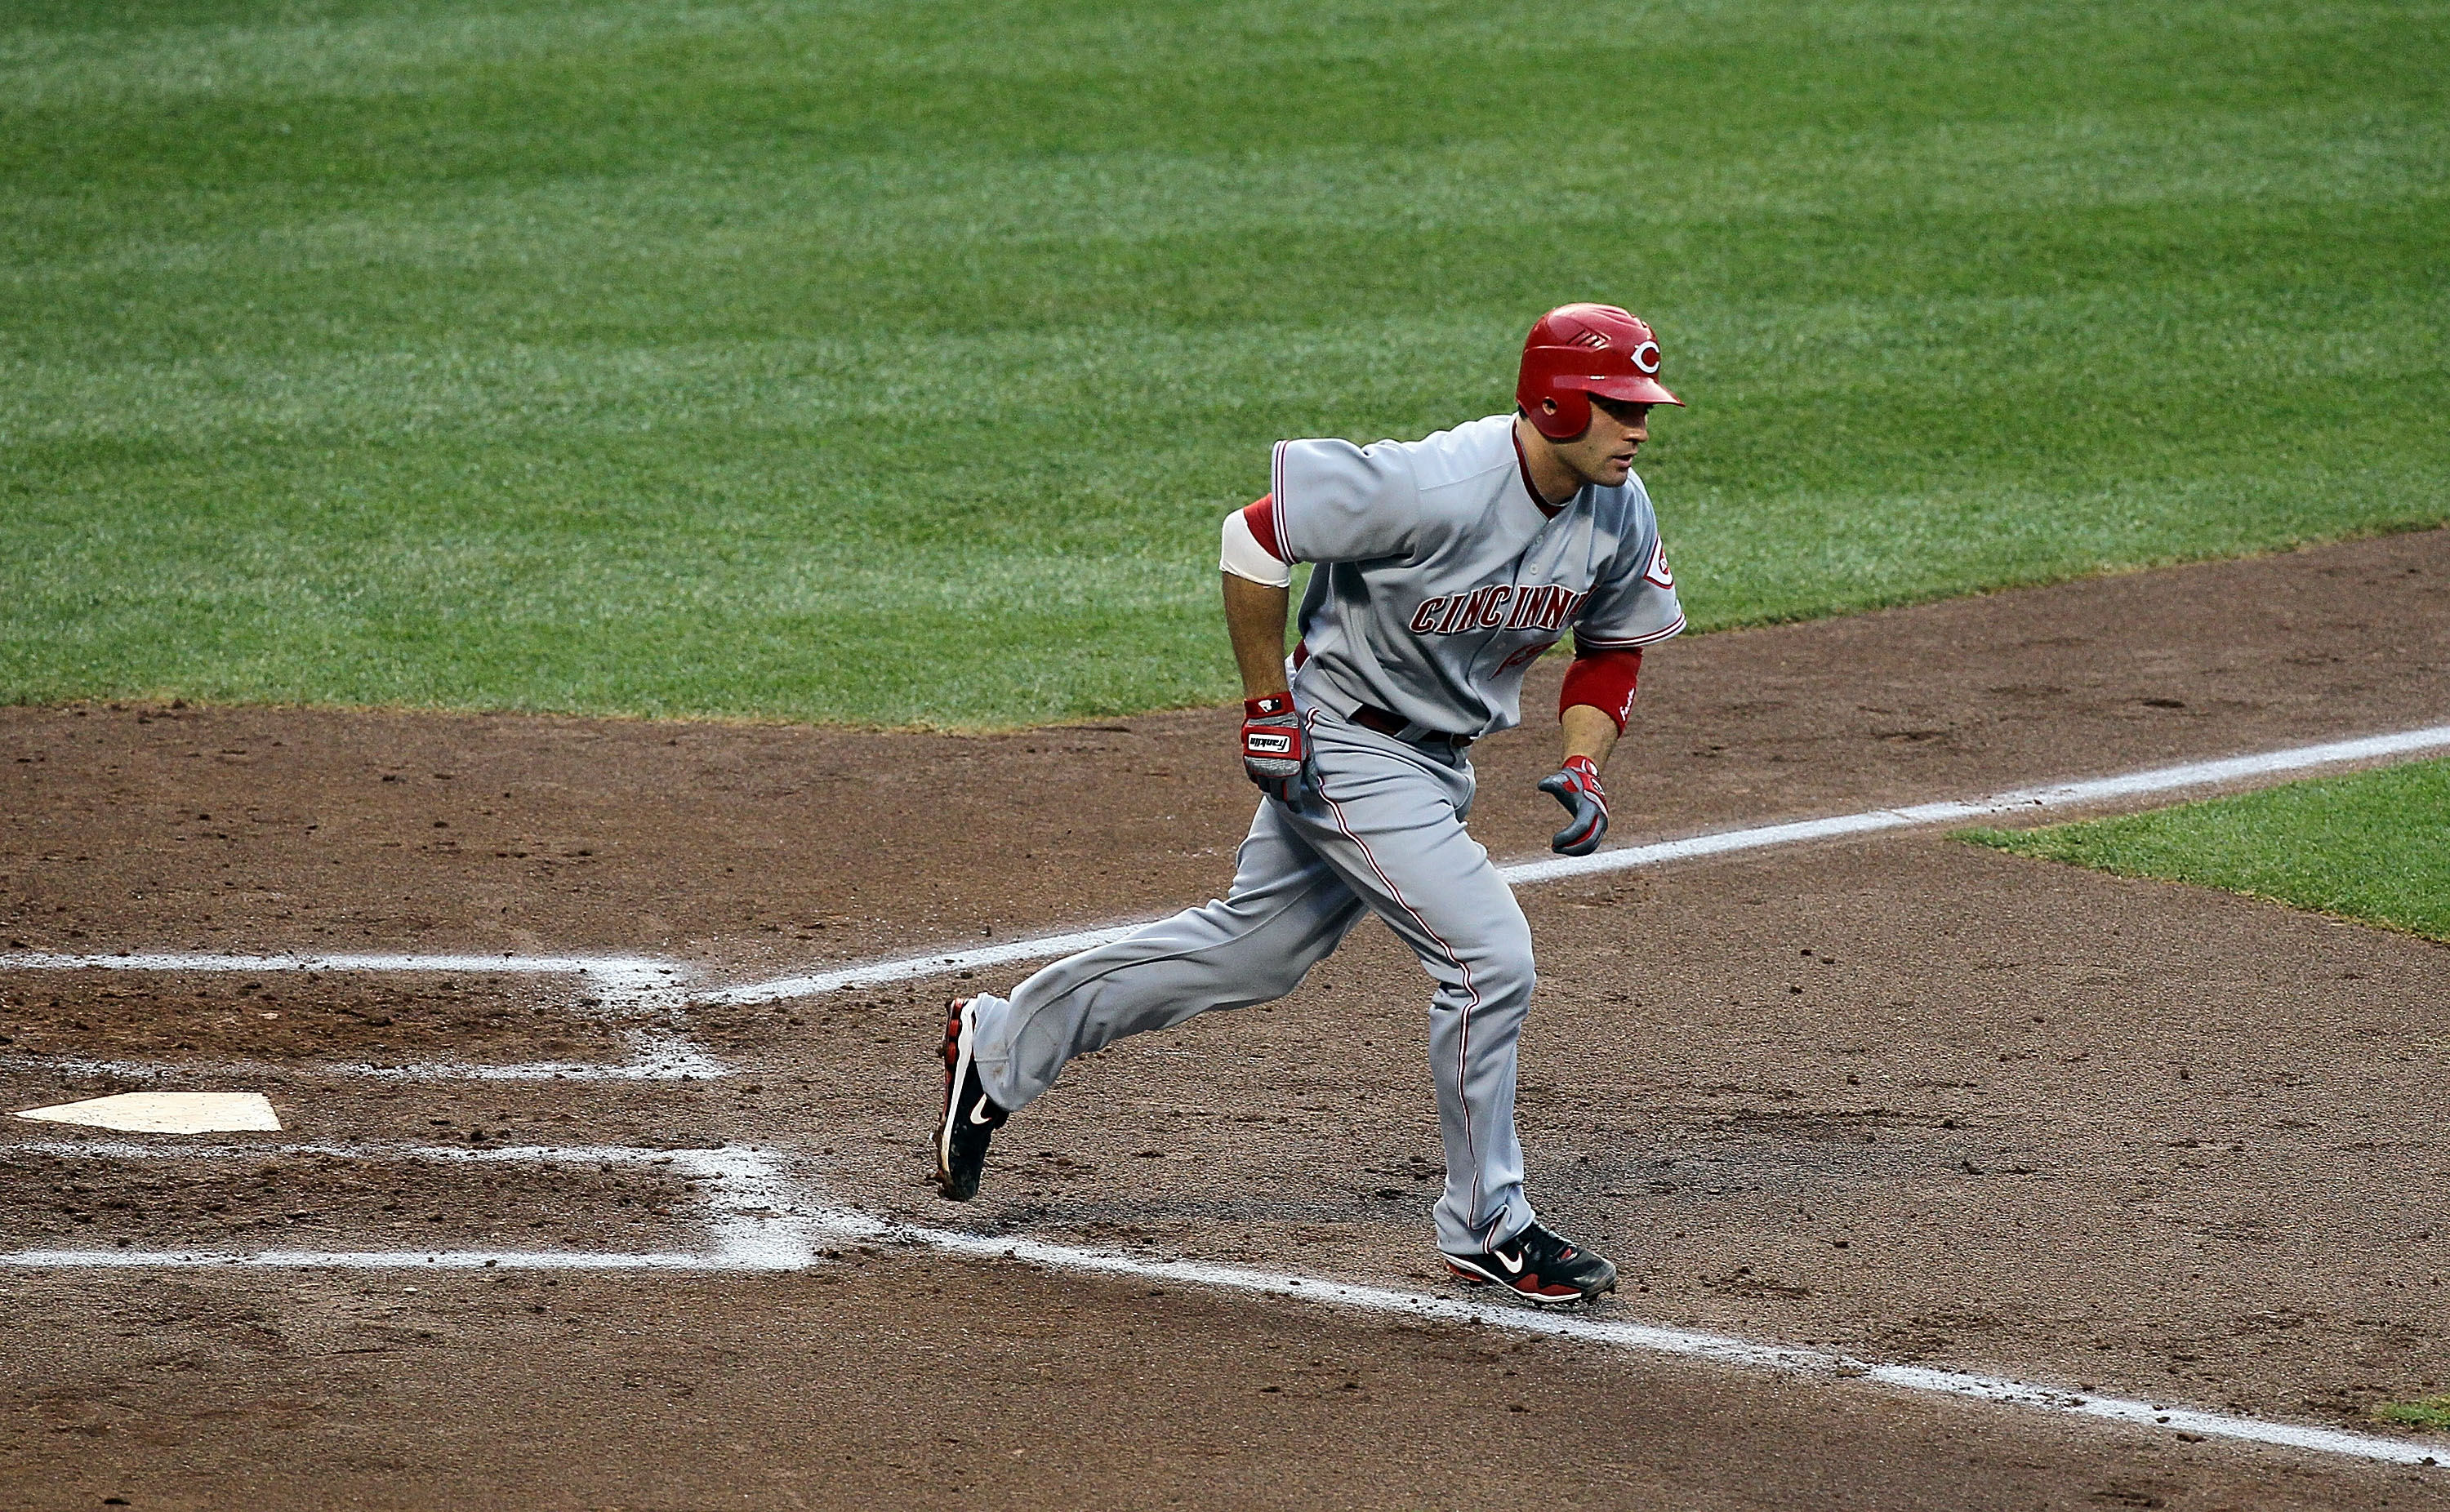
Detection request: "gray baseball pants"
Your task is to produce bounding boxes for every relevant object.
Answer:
[965,705,1539,1256]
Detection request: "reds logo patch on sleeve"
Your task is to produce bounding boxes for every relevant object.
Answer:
[1642,538,1674,590]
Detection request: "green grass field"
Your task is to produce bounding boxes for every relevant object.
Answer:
[2377,1395,2450,1432]
[4,0,2446,726]
[1962,758,2450,943]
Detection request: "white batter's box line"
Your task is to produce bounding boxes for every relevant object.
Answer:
[0,952,678,985]
[0,1141,815,1273]
[808,1205,2444,1471]
[695,718,2450,1004]
[7,1136,2435,1470]
[0,951,730,1084]
[2,1038,733,1087]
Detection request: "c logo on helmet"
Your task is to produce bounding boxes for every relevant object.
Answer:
[1632,340,1661,376]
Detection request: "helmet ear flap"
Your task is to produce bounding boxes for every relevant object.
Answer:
[1527,387,1590,441]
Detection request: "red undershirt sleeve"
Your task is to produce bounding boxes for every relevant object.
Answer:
[1242,495,1286,562]
[1559,647,1642,732]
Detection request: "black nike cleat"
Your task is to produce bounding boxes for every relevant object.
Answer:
[933,997,1008,1202]
[1441,1221,1617,1307]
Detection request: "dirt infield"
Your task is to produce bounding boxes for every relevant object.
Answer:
[3,529,2448,1509]
[1,967,629,1066]
[2,1143,700,1252]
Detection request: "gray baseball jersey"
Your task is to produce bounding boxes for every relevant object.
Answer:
[1271,411,1685,737]
[962,410,1681,1260]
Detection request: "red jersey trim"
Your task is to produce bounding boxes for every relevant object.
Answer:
[1573,611,1687,651]
[1269,441,1294,558]
[1510,425,1565,518]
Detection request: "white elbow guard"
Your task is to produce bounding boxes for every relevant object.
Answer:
[1220,509,1293,588]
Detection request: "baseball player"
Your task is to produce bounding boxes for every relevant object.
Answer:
[934,304,1685,1306]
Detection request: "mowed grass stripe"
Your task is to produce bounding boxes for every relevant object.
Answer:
[1964,758,2450,945]
[3,0,2446,725]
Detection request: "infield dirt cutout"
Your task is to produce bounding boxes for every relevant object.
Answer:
[2,530,2447,1510]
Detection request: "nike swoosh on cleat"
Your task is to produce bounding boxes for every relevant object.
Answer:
[1496,1248,1525,1275]
[968,1096,996,1126]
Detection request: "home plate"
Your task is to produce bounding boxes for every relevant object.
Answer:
[11,1092,283,1134]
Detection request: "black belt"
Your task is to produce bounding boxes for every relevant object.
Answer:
[1348,703,1473,748]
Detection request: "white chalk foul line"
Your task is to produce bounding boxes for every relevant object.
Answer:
[1509,718,2450,886]
[0,1141,813,1273]
[698,719,2450,1005]
[697,926,1147,1006]
[806,1206,2442,1470]
[0,951,728,1083]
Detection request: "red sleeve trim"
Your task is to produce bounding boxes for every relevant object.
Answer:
[1269,441,1295,558]
[1573,611,1687,650]
[1559,647,1642,733]
[1242,495,1287,563]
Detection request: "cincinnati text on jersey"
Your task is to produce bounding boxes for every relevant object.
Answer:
[1407,584,1591,637]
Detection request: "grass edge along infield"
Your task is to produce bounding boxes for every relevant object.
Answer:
[1958,756,2450,946]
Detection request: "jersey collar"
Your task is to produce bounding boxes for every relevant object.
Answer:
[1509,424,1571,518]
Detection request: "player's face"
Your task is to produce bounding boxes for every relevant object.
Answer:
[1557,396,1652,488]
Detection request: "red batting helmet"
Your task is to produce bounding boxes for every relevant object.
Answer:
[1516,304,1682,440]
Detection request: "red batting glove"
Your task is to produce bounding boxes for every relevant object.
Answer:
[1241,692,1307,803]
[1538,754,1609,856]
